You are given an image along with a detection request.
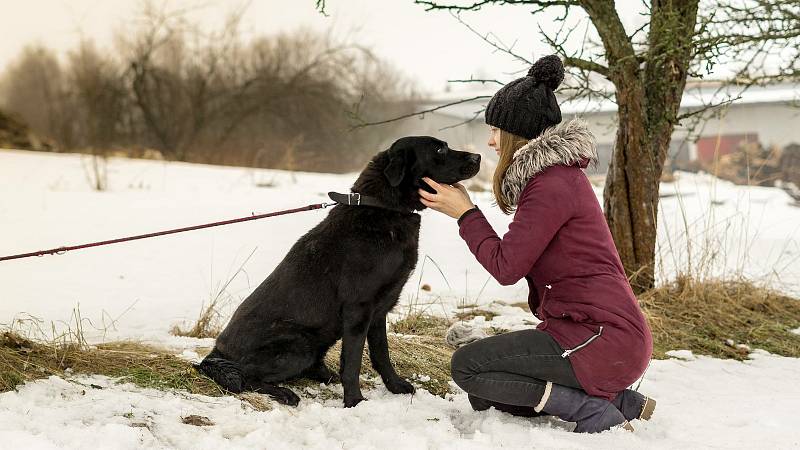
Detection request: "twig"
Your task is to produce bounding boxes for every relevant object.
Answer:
[350,96,490,129]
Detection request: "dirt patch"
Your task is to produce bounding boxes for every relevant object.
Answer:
[181,415,214,426]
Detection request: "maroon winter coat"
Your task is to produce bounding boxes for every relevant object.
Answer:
[458,119,652,401]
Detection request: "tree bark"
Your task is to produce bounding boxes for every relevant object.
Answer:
[603,82,656,294]
[602,0,699,293]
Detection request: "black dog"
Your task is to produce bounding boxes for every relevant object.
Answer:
[197,136,480,407]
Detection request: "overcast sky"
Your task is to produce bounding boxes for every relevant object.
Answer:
[1,0,647,94]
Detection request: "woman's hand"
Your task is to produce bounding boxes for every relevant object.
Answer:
[418,177,476,219]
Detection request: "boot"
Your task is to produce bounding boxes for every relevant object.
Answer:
[536,383,633,433]
[612,389,656,421]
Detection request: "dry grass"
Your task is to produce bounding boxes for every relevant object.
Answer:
[454,309,499,321]
[171,250,256,339]
[506,301,531,311]
[389,313,451,337]
[0,332,222,395]
[169,299,225,339]
[641,276,800,360]
[317,335,454,397]
[2,315,457,398]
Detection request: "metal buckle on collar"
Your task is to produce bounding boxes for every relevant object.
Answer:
[348,193,361,205]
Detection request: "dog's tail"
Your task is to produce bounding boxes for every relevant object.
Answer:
[193,349,245,393]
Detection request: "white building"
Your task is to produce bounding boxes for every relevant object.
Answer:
[394,82,800,177]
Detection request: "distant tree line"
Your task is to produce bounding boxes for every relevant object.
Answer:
[0,7,417,172]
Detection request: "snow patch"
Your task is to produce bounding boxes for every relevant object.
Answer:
[665,350,696,361]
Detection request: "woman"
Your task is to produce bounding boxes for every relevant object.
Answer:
[419,55,655,433]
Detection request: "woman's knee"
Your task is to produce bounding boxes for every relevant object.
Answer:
[450,343,479,390]
[467,394,492,411]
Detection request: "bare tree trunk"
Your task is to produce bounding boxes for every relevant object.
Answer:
[603,0,699,293]
[603,83,658,293]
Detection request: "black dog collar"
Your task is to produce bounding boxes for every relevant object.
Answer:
[327,192,411,213]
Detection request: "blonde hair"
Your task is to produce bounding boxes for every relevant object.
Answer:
[492,129,529,214]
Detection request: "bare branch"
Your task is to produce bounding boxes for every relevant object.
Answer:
[694,0,800,83]
[315,0,329,16]
[676,92,743,122]
[537,23,610,77]
[452,12,532,66]
[350,95,490,129]
[438,107,486,131]
[414,0,578,12]
[578,0,638,81]
[447,78,505,85]
[563,56,609,77]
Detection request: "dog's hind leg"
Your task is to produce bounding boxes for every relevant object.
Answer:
[195,350,245,393]
[239,329,319,406]
[301,354,337,384]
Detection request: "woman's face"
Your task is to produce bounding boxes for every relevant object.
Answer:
[488,126,501,157]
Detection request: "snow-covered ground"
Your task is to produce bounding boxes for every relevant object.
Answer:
[2,350,800,450]
[1,149,799,449]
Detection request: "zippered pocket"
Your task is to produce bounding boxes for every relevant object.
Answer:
[561,326,604,358]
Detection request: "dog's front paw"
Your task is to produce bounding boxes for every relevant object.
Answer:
[386,378,415,395]
[343,394,366,408]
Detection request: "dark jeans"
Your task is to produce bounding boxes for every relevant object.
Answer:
[451,329,581,414]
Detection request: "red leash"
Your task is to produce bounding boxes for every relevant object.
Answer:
[0,202,335,262]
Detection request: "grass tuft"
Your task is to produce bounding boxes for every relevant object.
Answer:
[390,313,451,337]
[454,309,499,321]
[0,333,222,395]
[641,276,800,360]
[169,300,224,339]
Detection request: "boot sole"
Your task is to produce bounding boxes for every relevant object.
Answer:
[639,397,656,421]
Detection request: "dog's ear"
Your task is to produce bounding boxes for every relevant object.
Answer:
[383,149,406,187]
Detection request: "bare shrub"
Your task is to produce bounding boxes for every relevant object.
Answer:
[0,2,418,173]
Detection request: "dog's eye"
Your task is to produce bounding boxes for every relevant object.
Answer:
[436,146,447,155]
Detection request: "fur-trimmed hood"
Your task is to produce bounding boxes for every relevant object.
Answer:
[501,118,597,208]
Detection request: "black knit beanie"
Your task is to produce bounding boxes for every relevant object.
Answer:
[484,55,565,140]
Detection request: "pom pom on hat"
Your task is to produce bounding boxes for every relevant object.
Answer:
[527,54,565,91]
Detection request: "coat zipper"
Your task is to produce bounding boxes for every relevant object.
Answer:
[561,326,604,358]
[537,284,552,320]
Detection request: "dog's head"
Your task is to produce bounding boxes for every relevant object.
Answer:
[354,136,481,212]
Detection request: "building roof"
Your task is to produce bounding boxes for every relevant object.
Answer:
[423,82,800,121]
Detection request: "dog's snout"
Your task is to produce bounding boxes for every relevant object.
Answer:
[468,154,481,164]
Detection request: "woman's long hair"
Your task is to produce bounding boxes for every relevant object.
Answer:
[492,129,529,214]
